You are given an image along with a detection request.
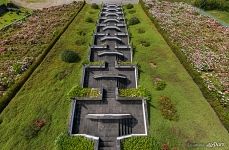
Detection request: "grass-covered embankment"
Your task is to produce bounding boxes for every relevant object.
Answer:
[0,8,30,29]
[0,4,99,150]
[122,4,229,150]
[207,10,229,24]
[165,0,229,24]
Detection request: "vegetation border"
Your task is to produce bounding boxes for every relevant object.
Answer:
[139,0,229,130]
[0,1,86,113]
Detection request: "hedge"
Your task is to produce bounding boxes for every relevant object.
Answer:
[139,0,229,130]
[121,136,160,150]
[0,1,85,113]
[67,85,101,99]
[55,132,94,150]
[119,87,151,101]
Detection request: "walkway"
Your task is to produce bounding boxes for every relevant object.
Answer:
[69,4,147,150]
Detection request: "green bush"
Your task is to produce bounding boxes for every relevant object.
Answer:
[139,39,150,47]
[121,136,160,150]
[22,119,46,140]
[193,0,228,11]
[159,96,178,121]
[60,50,80,63]
[128,10,136,14]
[75,38,87,46]
[119,87,151,101]
[55,132,94,150]
[128,17,140,25]
[77,30,86,36]
[68,85,100,99]
[85,17,94,23]
[12,63,22,74]
[137,28,145,34]
[126,3,134,9]
[91,3,99,9]
[22,124,40,140]
[154,78,166,90]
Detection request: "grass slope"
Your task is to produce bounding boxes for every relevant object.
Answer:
[0,4,98,150]
[123,4,229,149]
[0,0,8,5]
[165,0,229,24]
[207,10,229,24]
[0,10,29,29]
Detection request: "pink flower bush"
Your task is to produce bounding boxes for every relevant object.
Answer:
[144,0,229,105]
[0,2,82,96]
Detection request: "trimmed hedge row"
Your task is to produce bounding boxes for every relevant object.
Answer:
[0,1,85,113]
[119,87,151,101]
[139,0,229,130]
[121,136,160,150]
[67,85,101,99]
[55,132,94,150]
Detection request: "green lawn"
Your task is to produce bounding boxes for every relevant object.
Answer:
[164,0,229,25]
[207,10,229,24]
[0,10,29,29]
[0,4,98,150]
[123,4,229,149]
[0,0,8,5]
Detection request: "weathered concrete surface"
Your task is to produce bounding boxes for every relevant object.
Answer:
[70,4,147,150]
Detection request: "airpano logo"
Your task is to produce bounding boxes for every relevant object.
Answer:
[187,141,225,148]
[206,142,224,148]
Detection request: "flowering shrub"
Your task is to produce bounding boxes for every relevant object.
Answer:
[22,118,46,140]
[159,96,178,121]
[153,78,166,90]
[144,0,229,105]
[0,2,82,97]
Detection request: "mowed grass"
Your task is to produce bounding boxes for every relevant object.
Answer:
[207,10,229,24]
[0,10,28,29]
[0,4,99,150]
[124,4,229,149]
[0,0,8,5]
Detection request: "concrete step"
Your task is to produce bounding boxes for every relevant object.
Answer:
[99,137,117,150]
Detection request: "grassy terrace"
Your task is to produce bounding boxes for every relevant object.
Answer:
[0,9,29,29]
[0,4,98,149]
[122,4,229,149]
[207,10,229,24]
[165,0,229,24]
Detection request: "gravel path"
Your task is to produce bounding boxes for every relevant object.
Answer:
[11,0,83,9]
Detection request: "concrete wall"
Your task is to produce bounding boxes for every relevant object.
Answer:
[86,0,139,4]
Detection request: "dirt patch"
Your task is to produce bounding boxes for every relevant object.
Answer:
[149,61,157,68]
[11,0,83,9]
